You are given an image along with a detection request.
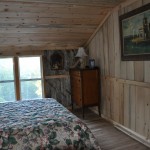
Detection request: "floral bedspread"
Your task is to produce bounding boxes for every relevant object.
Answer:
[0,98,100,150]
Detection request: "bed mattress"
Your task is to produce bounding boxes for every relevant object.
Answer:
[0,98,100,150]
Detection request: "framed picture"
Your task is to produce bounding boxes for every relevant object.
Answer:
[50,51,64,70]
[119,3,150,61]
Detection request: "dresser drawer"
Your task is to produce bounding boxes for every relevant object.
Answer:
[70,69,100,105]
[71,77,81,86]
[70,68,100,118]
[70,70,81,77]
[72,92,82,106]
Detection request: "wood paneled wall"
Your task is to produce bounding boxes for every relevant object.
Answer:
[43,50,77,107]
[87,0,150,146]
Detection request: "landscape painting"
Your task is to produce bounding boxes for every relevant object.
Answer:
[119,3,150,60]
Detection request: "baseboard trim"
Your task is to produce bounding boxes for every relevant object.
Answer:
[89,108,150,148]
[89,107,99,115]
[101,114,150,148]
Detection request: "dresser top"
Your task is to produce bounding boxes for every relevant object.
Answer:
[69,67,99,71]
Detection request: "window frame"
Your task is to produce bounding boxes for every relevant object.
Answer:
[18,56,44,100]
[0,55,44,102]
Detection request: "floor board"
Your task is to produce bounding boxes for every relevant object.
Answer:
[72,108,149,150]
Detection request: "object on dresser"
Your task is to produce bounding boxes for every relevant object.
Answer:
[70,47,87,69]
[89,59,95,69]
[69,68,101,118]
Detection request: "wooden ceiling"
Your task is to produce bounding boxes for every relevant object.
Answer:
[0,0,126,53]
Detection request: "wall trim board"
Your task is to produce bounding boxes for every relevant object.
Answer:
[90,73,150,148]
[102,75,150,89]
[45,74,69,79]
[101,114,150,148]
[0,50,44,56]
[89,107,150,148]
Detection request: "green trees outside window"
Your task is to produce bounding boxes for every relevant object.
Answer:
[0,56,43,103]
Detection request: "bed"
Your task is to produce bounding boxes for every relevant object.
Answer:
[0,98,100,150]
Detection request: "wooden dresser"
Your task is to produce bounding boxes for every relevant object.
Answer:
[69,68,100,118]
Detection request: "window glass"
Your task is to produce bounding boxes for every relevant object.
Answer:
[19,57,41,79]
[19,57,43,100]
[0,58,14,81]
[0,82,16,103]
[20,80,42,100]
[0,57,43,102]
[0,58,15,102]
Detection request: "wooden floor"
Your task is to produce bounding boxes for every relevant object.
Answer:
[72,108,149,150]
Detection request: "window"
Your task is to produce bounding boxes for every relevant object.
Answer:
[0,56,44,103]
[0,58,16,102]
[19,57,43,99]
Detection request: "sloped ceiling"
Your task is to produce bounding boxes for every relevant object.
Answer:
[0,0,126,53]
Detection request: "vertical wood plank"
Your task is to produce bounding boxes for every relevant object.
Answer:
[95,32,100,67]
[144,61,150,83]
[113,79,120,123]
[93,37,97,60]
[106,79,111,118]
[99,29,105,76]
[119,83,124,125]
[134,61,144,82]
[146,89,150,141]
[110,80,115,120]
[89,38,93,58]
[119,6,127,79]
[136,86,145,136]
[120,61,127,79]
[146,92,150,141]
[88,42,92,57]
[90,37,96,59]
[113,10,120,78]
[108,14,115,77]
[130,85,136,131]
[103,22,109,76]
[124,84,130,128]
[144,88,150,140]
[126,61,134,80]
[101,77,107,116]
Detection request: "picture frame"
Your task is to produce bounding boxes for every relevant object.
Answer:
[89,59,95,69]
[50,51,64,70]
[119,3,150,61]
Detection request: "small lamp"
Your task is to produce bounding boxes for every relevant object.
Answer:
[71,47,88,68]
[75,47,87,58]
